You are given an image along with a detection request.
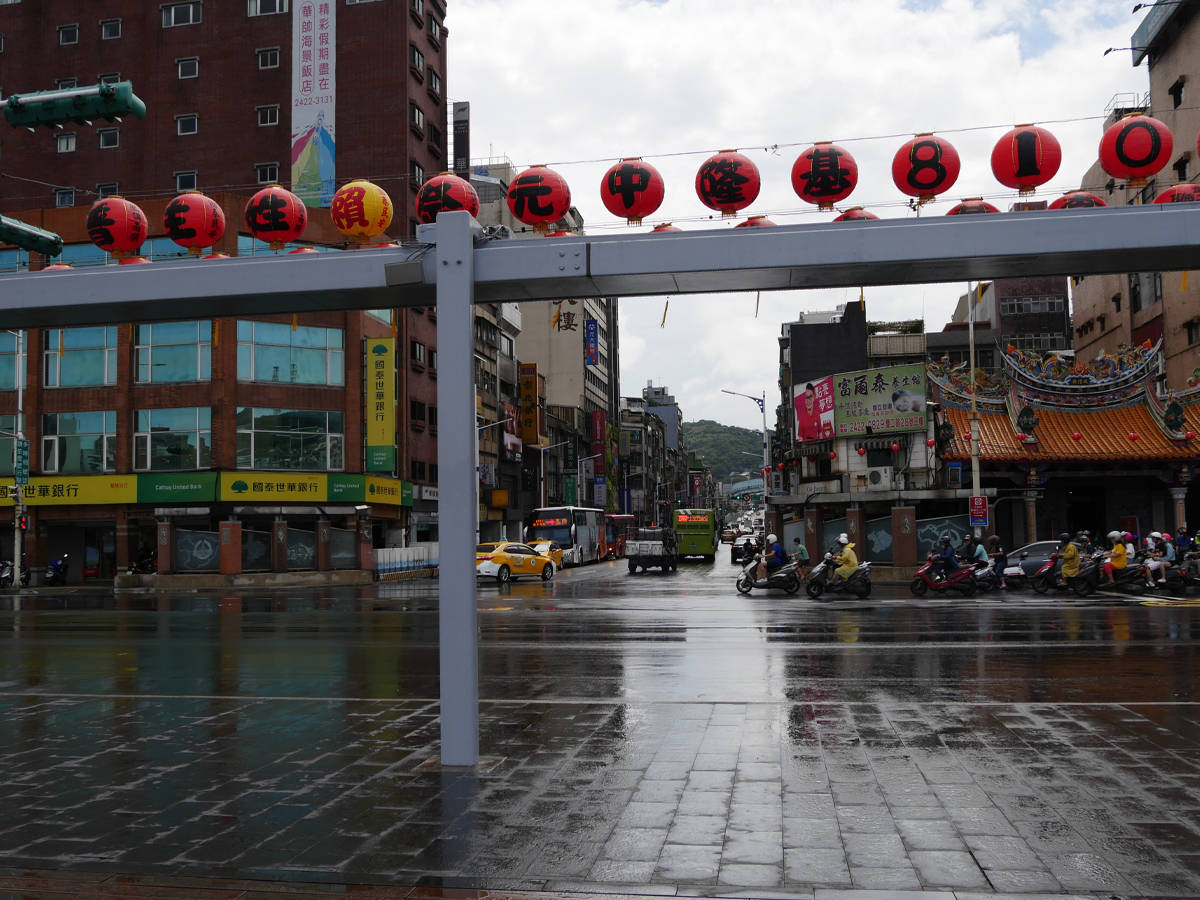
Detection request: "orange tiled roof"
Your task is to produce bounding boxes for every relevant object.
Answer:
[942,405,1197,462]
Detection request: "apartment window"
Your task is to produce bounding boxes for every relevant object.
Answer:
[410,103,425,130]
[0,33,5,53]
[1112,293,1122,313]
[0,416,24,477]
[429,348,437,369]
[162,3,202,27]
[55,188,75,208]
[101,19,122,39]
[1154,271,1164,304]
[428,406,438,428]
[428,123,442,148]
[247,0,288,14]
[256,104,279,126]
[134,407,211,471]
[429,463,438,483]
[1130,273,1143,313]
[410,340,426,364]
[410,0,424,13]
[42,411,116,474]
[56,78,77,90]
[1170,78,1186,109]
[428,15,440,40]
[0,332,27,390]
[44,327,117,387]
[99,128,119,149]
[176,114,198,135]
[1174,156,1190,182]
[236,408,344,471]
[1188,321,1200,346]
[136,322,211,383]
[257,47,279,68]
[411,400,426,422]
[409,45,424,70]
[236,320,344,385]
[427,67,441,94]
[56,132,76,153]
[99,72,121,85]
[410,459,426,482]
[410,161,424,186]
[58,24,78,45]
[256,162,279,184]
[177,57,198,79]
[175,171,197,192]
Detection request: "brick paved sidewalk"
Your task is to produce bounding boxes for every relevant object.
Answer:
[1,697,1199,896]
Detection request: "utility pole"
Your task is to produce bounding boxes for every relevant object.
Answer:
[968,280,982,537]
[11,329,24,589]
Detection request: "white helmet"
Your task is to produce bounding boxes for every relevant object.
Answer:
[1107,530,1122,541]
[837,533,849,544]
[767,533,777,543]
[1150,531,1162,539]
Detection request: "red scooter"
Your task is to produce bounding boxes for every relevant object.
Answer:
[910,551,979,596]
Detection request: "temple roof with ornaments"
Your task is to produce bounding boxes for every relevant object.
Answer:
[927,341,1200,464]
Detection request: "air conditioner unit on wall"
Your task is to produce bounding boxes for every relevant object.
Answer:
[866,466,892,491]
[947,464,962,489]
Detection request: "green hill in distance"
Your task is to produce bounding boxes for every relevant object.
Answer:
[682,420,763,482]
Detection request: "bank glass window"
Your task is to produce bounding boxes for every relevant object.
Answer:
[236,408,344,471]
[134,406,211,471]
[136,321,211,383]
[42,411,115,474]
[44,327,117,387]
[0,415,23,476]
[237,321,344,385]
[0,331,27,390]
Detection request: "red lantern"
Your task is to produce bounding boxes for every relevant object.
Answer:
[857,447,866,456]
[1188,431,1197,440]
[695,150,761,217]
[244,185,307,250]
[735,216,776,228]
[791,142,858,210]
[829,451,837,460]
[545,230,576,237]
[892,134,961,202]
[85,196,147,259]
[891,443,900,453]
[1129,432,1140,441]
[1154,183,1200,204]
[790,459,800,467]
[416,172,481,225]
[1072,432,1082,441]
[1099,114,1173,186]
[507,165,571,232]
[202,253,230,261]
[926,439,935,448]
[288,246,319,254]
[946,199,1000,216]
[41,263,72,271]
[1015,432,1027,442]
[600,158,664,225]
[163,192,226,256]
[776,463,784,471]
[833,207,879,222]
[990,125,1062,195]
[651,223,682,233]
[1048,190,1108,210]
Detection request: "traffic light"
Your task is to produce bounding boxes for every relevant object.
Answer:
[0,215,63,257]
[17,514,28,531]
[4,81,147,130]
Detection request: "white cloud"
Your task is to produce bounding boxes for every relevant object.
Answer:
[449,0,1146,429]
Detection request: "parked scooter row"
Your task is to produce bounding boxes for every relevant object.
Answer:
[0,553,69,587]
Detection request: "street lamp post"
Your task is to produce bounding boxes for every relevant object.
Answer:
[10,329,22,589]
[578,452,603,509]
[539,439,571,509]
[476,417,511,543]
[722,389,770,471]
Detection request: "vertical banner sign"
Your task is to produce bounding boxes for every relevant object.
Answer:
[14,439,28,486]
[292,0,336,207]
[452,101,470,178]
[692,474,701,497]
[564,476,577,506]
[564,436,577,471]
[584,319,599,366]
[366,338,395,471]
[519,363,539,444]
[592,409,606,442]
[594,475,607,507]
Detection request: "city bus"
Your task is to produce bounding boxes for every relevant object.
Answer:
[604,513,636,558]
[674,509,718,561]
[527,506,606,567]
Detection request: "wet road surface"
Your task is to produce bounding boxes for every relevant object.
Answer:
[1,558,1199,896]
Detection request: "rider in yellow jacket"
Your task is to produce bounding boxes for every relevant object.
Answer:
[829,534,858,586]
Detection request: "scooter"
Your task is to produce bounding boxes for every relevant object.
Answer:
[0,559,30,587]
[805,552,873,599]
[974,559,1002,593]
[127,547,158,575]
[910,552,978,596]
[46,553,69,586]
[1031,552,1073,594]
[736,552,801,595]
[1070,550,1146,597]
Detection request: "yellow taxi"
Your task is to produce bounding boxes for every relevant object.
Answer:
[476,542,556,584]
[529,540,564,570]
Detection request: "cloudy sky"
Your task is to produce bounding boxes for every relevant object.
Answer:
[448,0,1150,431]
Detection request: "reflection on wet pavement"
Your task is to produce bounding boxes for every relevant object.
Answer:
[1,561,1198,895]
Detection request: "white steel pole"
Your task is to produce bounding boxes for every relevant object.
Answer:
[13,328,21,589]
[435,211,480,767]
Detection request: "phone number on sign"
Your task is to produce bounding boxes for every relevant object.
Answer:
[294,95,334,107]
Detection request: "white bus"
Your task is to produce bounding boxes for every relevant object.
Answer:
[527,506,605,567]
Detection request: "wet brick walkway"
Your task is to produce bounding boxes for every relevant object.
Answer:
[2,695,1199,896]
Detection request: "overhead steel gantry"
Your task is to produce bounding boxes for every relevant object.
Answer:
[2,204,1200,765]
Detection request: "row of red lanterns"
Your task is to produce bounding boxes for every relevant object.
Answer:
[413,113,1189,232]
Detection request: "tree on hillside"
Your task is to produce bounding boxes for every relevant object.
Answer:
[681,420,763,482]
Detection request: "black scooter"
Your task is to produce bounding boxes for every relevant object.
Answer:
[806,552,873,600]
[1071,550,1147,597]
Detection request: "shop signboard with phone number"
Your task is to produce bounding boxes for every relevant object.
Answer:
[832,363,927,436]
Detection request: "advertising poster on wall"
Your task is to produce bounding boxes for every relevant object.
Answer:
[291,0,336,207]
[833,363,927,436]
[366,337,395,471]
[584,319,599,366]
[794,376,835,442]
[519,363,539,444]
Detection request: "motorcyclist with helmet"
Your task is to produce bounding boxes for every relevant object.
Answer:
[828,533,858,587]
[756,533,785,584]
[932,533,958,580]
[1059,532,1080,583]
[1102,530,1126,585]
